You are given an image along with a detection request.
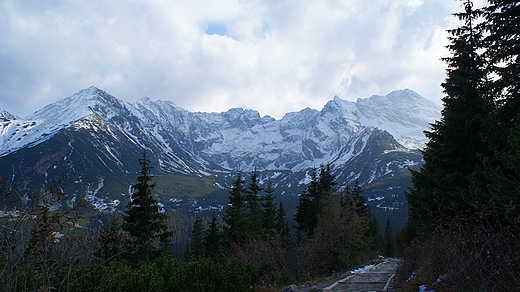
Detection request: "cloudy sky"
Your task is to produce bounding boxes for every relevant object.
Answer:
[0,0,486,119]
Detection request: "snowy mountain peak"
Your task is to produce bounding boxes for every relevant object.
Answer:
[355,89,441,148]
[0,87,441,163]
[0,108,18,122]
[135,96,153,105]
[30,86,121,121]
[386,88,424,100]
[222,107,266,128]
[0,87,131,156]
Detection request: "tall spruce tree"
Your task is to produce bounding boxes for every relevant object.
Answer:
[350,180,369,217]
[222,170,248,245]
[407,0,493,231]
[483,0,520,104]
[344,181,382,251]
[204,215,221,260]
[275,202,290,241]
[295,168,320,238]
[262,180,277,231]
[477,0,520,230]
[318,164,336,194]
[186,215,205,259]
[122,151,172,261]
[295,164,336,238]
[245,169,263,234]
[480,122,520,229]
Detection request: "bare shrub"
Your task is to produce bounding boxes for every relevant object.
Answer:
[0,176,94,291]
[395,217,520,291]
[223,230,291,286]
[292,190,374,281]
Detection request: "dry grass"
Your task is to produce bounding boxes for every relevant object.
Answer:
[395,218,520,291]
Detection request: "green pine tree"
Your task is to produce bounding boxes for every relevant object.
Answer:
[383,218,395,257]
[222,170,249,245]
[245,168,263,235]
[186,215,205,259]
[483,0,520,104]
[204,215,221,260]
[295,168,320,238]
[406,0,493,231]
[295,164,336,239]
[262,180,277,231]
[477,0,520,231]
[343,181,382,251]
[96,214,124,261]
[122,151,172,261]
[350,180,369,217]
[275,202,290,241]
[318,164,336,195]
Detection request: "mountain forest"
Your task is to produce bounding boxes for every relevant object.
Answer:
[1,0,520,291]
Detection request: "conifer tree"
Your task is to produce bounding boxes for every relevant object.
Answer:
[222,170,248,245]
[308,189,370,272]
[383,218,395,257]
[96,215,124,261]
[318,164,336,194]
[407,0,493,230]
[261,180,277,230]
[477,0,520,230]
[481,121,520,229]
[245,168,263,234]
[295,168,320,238]
[482,0,520,105]
[343,181,381,250]
[122,151,172,261]
[204,215,221,260]
[25,205,53,262]
[275,202,290,241]
[295,164,336,238]
[186,215,205,259]
[350,180,369,217]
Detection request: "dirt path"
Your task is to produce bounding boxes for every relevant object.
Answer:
[296,257,399,292]
[323,257,398,291]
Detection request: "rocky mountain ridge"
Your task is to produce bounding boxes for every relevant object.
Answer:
[0,87,440,230]
[0,87,439,169]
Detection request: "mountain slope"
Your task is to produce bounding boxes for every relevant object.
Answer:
[356,89,441,148]
[0,108,17,122]
[0,87,440,230]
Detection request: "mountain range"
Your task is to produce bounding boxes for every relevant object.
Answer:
[0,86,441,230]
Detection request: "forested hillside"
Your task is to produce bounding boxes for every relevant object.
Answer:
[0,152,384,291]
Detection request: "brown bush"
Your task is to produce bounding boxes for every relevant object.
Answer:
[395,218,520,291]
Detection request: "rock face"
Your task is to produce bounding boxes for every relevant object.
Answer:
[0,87,440,229]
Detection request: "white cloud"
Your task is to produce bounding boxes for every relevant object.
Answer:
[0,0,488,119]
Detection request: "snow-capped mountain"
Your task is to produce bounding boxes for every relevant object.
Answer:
[352,89,440,148]
[0,87,440,229]
[0,87,438,168]
[0,108,17,122]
